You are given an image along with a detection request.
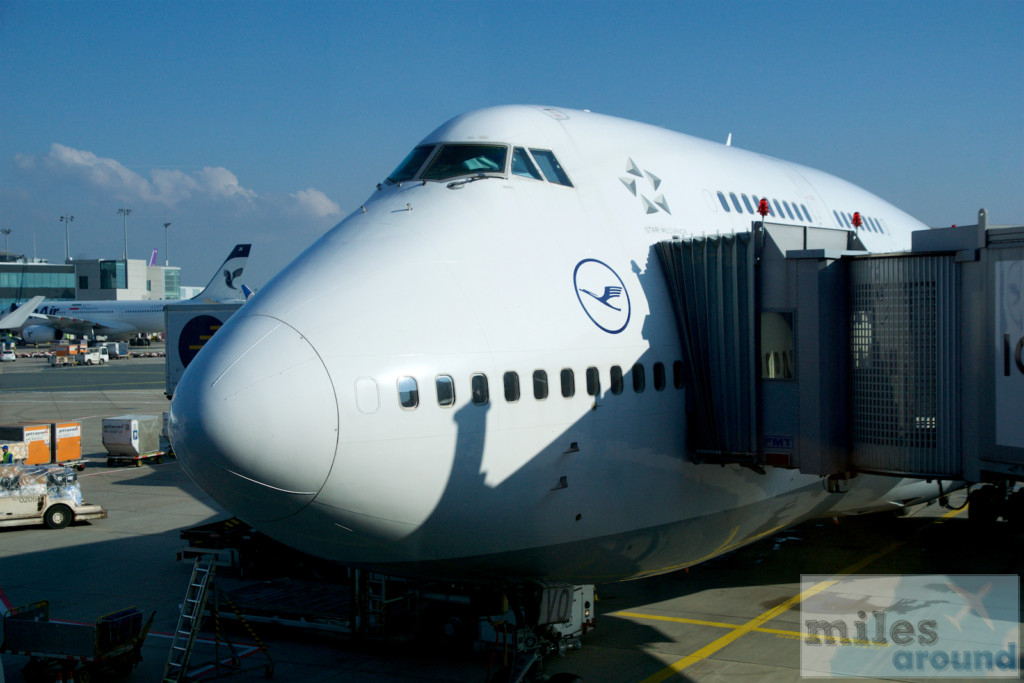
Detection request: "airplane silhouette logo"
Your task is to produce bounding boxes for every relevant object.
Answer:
[943,581,994,631]
[223,267,243,290]
[579,286,623,311]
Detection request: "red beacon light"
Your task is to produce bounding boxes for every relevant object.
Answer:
[758,199,770,218]
[852,211,863,228]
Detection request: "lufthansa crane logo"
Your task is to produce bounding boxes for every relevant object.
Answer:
[574,259,630,334]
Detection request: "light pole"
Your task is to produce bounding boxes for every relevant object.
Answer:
[0,228,11,259]
[164,222,171,266]
[117,207,132,259]
[59,215,74,261]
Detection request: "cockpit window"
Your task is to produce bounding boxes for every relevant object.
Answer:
[387,145,434,184]
[529,149,573,187]
[511,147,543,180]
[421,144,508,181]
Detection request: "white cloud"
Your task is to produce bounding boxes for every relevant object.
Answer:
[197,166,257,200]
[36,143,259,206]
[291,187,341,218]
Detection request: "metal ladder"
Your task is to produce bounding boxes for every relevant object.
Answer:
[162,555,216,682]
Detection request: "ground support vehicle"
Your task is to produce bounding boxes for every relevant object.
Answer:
[0,464,106,529]
[105,450,167,468]
[1,601,154,682]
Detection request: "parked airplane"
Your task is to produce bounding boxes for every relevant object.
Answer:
[169,107,951,588]
[18,244,251,343]
[0,296,45,330]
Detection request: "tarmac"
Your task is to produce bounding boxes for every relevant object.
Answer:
[0,345,1021,682]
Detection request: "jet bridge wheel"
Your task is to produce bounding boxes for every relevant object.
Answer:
[968,485,1002,526]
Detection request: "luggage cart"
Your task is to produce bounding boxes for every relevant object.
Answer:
[1,601,155,682]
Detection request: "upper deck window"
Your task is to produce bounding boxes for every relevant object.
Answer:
[530,149,573,187]
[421,144,508,181]
[512,147,543,180]
[388,145,434,184]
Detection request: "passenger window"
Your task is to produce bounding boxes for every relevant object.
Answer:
[436,375,455,407]
[471,374,489,405]
[529,149,573,187]
[673,361,685,389]
[773,200,785,219]
[842,212,852,228]
[503,371,520,402]
[833,210,843,227]
[533,370,548,400]
[799,204,811,222]
[560,369,575,398]
[653,362,666,391]
[610,365,624,395]
[398,377,419,409]
[512,147,543,180]
[729,192,743,213]
[586,367,601,396]
[717,191,731,212]
[782,201,795,220]
[632,363,645,393]
[741,194,754,213]
[421,144,508,181]
[387,145,433,183]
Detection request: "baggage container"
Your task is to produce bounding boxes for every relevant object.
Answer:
[51,421,82,468]
[102,415,161,457]
[0,424,51,465]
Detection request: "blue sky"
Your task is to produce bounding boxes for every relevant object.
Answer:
[2,0,1021,288]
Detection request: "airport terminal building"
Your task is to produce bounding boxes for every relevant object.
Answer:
[0,250,181,311]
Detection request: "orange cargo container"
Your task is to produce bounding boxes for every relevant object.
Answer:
[0,424,51,465]
[51,421,82,467]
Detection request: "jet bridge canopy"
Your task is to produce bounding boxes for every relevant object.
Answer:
[656,211,1024,484]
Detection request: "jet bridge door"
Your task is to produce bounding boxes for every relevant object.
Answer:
[655,234,757,461]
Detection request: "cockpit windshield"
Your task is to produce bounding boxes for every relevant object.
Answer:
[387,145,434,183]
[420,144,508,181]
[384,143,573,188]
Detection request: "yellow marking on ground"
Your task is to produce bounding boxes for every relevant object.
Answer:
[636,504,968,682]
[615,612,885,645]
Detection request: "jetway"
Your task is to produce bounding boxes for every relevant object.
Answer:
[655,209,1024,486]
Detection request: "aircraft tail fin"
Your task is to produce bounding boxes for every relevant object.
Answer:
[0,295,45,329]
[191,244,252,302]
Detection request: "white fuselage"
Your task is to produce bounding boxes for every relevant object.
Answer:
[32,300,166,338]
[169,106,940,584]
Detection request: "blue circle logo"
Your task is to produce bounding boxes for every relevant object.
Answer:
[574,259,630,334]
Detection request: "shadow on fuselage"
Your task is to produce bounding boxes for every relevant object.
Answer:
[379,245,840,584]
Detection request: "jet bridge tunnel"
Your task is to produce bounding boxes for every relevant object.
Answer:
[655,210,1024,488]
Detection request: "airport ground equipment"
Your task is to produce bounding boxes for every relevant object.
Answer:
[175,520,590,681]
[163,555,274,682]
[0,424,52,465]
[0,463,106,529]
[1,600,153,682]
[0,422,83,469]
[656,210,1024,504]
[102,414,167,467]
[164,301,243,398]
[162,556,214,682]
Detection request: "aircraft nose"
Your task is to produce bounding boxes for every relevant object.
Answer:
[169,314,338,523]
